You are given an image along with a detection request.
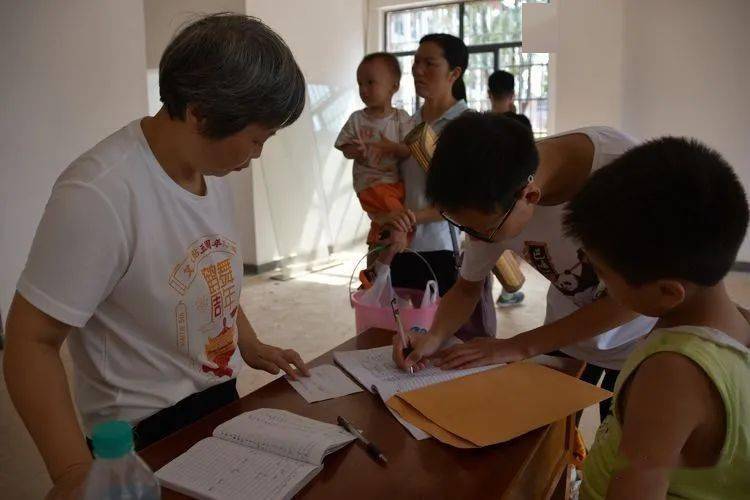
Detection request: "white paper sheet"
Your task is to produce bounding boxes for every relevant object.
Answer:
[286,364,363,403]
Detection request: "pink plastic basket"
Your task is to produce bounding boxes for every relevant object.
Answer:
[349,250,440,335]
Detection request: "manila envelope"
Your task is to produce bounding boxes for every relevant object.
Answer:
[386,362,612,447]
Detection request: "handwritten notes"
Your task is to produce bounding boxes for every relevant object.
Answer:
[286,364,363,403]
[155,409,356,500]
[155,438,320,500]
[214,408,355,465]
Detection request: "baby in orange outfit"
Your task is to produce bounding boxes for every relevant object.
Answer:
[335,52,413,253]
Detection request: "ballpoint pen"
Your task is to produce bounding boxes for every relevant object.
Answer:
[337,415,388,465]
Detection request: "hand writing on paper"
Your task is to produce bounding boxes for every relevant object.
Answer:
[392,331,443,373]
[241,341,311,381]
[432,337,527,370]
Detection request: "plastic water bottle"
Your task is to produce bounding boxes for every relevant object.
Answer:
[81,420,161,499]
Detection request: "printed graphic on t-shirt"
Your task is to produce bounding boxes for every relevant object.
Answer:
[170,235,240,378]
[523,241,600,307]
[524,241,560,282]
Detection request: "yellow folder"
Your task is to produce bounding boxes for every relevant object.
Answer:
[386,362,612,448]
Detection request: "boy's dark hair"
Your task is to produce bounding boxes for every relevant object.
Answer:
[488,70,515,98]
[159,13,306,139]
[420,34,468,101]
[426,112,539,213]
[564,137,749,286]
[360,52,402,83]
[502,111,532,132]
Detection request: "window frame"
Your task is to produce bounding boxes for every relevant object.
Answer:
[383,1,550,136]
[384,2,523,70]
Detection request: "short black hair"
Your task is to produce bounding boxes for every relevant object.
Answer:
[488,70,515,98]
[159,13,306,139]
[502,111,532,132]
[426,112,539,213]
[564,137,749,286]
[360,52,401,82]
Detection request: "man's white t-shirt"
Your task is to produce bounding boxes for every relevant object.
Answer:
[18,119,245,434]
[460,126,657,369]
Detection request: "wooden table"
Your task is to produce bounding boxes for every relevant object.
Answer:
[141,329,585,499]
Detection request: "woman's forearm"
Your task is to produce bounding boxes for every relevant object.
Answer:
[394,143,411,159]
[4,333,92,482]
[4,294,92,486]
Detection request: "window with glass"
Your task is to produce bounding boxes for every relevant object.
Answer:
[386,0,549,137]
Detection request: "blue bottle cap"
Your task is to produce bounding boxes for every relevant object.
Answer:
[91,421,134,459]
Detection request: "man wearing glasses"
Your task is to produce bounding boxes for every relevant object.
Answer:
[392,113,657,419]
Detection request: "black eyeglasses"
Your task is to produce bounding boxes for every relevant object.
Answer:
[440,175,533,243]
[441,196,519,243]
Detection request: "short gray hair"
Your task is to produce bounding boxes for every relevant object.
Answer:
[159,13,306,138]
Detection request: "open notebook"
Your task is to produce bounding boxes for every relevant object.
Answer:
[333,345,501,439]
[155,409,356,500]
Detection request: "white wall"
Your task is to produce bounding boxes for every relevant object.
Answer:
[240,0,370,267]
[0,0,148,319]
[551,0,624,132]
[144,0,246,69]
[621,0,750,259]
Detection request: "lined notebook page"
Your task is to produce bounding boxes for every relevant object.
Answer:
[155,437,320,500]
[213,409,355,465]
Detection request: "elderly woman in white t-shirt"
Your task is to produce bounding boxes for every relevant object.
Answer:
[4,15,311,497]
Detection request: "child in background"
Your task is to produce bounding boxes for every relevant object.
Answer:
[336,53,413,260]
[563,137,750,499]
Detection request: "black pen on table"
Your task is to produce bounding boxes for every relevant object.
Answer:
[337,416,388,465]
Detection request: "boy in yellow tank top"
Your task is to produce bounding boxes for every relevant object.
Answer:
[563,137,750,499]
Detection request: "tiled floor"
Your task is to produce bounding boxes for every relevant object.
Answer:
[2,247,749,498]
